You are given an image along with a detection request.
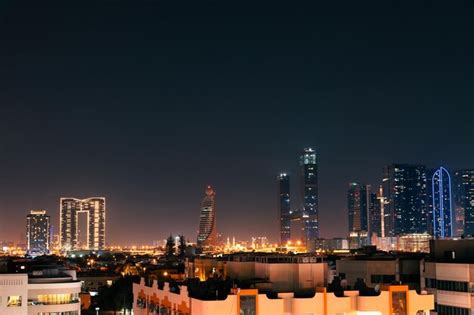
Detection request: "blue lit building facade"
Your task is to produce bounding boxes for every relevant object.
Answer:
[430,167,453,238]
[300,148,319,249]
[278,173,291,244]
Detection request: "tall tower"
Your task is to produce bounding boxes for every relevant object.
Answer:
[278,173,291,244]
[59,197,106,251]
[368,188,382,238]
[382,164,428,236]
[300,148,318,249]
[454,170,474,237]
[197,186,217,247]
[347,183,368,233]
[26,210,50,256]
[431,167,453,238]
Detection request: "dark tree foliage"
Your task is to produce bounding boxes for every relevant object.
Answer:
[93,276,140,314]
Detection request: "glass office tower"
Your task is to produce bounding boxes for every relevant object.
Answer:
[300,148,319,249]
[278,173,291,244]
[431,167,453,238]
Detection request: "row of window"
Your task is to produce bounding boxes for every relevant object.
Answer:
[437,304,470,315]
[425,278,469,292]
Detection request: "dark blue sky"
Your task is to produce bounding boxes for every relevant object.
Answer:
[0,1,473,245]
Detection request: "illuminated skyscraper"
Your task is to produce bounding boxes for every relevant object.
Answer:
[60,197,106,251]
[26,210,50,256]
[278,173,291,244]
[347,183,368,233]
[382,164,428,236]
[430,167,453,238]
[197,186,217,247]
[367,188,382,237]
[454,170,474,237]
[300,148,318,249]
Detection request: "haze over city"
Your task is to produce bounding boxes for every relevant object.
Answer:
[0,1,473,245]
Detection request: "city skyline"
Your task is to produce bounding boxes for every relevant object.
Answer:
[0,1,473,245]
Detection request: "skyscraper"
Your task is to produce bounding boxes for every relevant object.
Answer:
[278,173,291,245]
[454,170,474,237]
[367,187,382,237]
[382,164,428,236]
[60,197,106,251]
[430,167,453,238]
[26,210,50,256]
[197,186,217,247]
[300,148,318,249]
[347,183,368,233]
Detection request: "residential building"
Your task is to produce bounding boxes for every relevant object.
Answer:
[0,268,81,315]
[422,239,474,315]
[133,278,433,315]
[26,210,50,256]
[60,197,106,251]
[336,252,425,290]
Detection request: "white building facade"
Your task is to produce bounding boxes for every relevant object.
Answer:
[0,272,81,315]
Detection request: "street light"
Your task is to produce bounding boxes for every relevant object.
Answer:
[95,306,100,315]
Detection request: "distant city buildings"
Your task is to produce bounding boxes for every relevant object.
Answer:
[454,170,474,237]
[197,186,217,248]
[26,210,50,256]
[382,164,428,236]
[347,183,368,234]
[59,197,106,251]
[430,167,453,238]
[277,147,319,251]
[300,148,319,249]
[367,186,382,238]
[277,173,291,244]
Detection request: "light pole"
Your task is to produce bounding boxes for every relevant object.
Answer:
[95,306,100,315]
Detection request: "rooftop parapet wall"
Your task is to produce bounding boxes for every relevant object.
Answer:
[133,278,434,315]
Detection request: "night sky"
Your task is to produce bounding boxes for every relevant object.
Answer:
[0,1,473,245]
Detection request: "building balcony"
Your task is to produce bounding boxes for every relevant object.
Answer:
[28,298,80,306]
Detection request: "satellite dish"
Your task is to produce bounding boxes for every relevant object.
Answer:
[374,284,380,293]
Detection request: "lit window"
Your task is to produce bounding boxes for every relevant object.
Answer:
[7,296,22,307]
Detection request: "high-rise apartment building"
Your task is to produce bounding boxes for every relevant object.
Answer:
[300,148,319,249]
[347,183,368,233]
[382,164,428,236]
[278,173,291,245]
[60,197,106,251]
[197,186,217,247]
[26,210,50,256]
[454,170,474,237]
[430,167,453,238]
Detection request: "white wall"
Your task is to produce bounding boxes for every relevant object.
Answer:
[0,274,29,315]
